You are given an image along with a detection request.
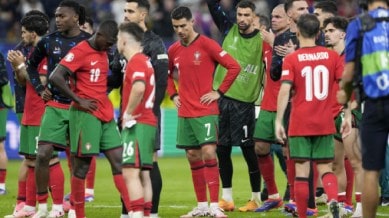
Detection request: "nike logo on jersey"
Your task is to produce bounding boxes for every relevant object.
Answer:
[122,156,132,163]
[91,61,98,66]
[205,136,213,141]
[241,138,250,143]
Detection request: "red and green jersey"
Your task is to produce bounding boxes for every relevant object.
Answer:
[330,54,345,118]
[22,59,47,126]
[122,53,156,126]
[281,46,342,136]
[167,34,240,117]
[59,40,113,122]
[261,42,281,111]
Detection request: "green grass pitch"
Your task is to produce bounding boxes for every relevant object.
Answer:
[1,155,389,217]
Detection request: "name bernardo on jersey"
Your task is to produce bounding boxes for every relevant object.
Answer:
[297,52,329,62]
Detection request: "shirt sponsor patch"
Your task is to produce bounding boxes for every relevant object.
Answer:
[64,53,74,62]
[132,71,145,79]
[157,54,168,60]
[219,50,227,57]
[282,70,289,76]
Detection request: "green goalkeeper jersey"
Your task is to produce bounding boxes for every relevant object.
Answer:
[213,24,264,103]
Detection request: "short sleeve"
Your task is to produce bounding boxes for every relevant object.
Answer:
[281,55,294,84]
[59,47,84,74]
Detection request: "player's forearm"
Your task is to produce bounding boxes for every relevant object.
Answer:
[166,71,178,98]
[14,67,28,85]
[276,84,290,123]
[206,0,233,35]
[154,60,168,104]
[49,66,78,103]
[125,88,144,115]
[341,62,355,103]
[218,55,241,93]
[27,65,45,94]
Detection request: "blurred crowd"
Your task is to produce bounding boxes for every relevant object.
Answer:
[0,0,360,44]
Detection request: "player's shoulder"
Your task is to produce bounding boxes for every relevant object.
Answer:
[197,34,216,44]
[131,53,148,64]
[167,41,181,54]
[143,30,166,53]
[144,30,163,42]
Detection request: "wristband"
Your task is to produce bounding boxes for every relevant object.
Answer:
[17,63,26,70]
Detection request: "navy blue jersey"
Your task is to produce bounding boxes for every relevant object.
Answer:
[26,30,91,104]
[12,42,31,113]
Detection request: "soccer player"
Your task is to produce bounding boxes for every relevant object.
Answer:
[313,0,337,29]
[206,0,265,212]
[168,6,240,218]
[111,1,169,217]
[324,16,364,217]
[339,0,389,217]
[275,14,343,218]
[271,1,316,215]
[0,52,9,195]
[116,21,156,218]
[253,7,290,203]
[3,10,50,217]
[26,1,91,216]
[6,14,49,217]
[49,20,130,218]
[63,15,97,204]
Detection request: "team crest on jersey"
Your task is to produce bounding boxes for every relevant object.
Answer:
[85,143,91,151]
[193,51,201,65]
[64,53,74,62]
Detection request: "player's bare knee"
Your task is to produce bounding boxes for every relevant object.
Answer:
[73,166,88,179]
[254,141,270,155]
[36,145,53,163]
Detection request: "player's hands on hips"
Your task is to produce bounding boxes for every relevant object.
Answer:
[200,90,220,105]
[275,120,287,144]
[340,109,352,139]
[40,88,52,101]
[76,98,97,112]
[173,95,181,108]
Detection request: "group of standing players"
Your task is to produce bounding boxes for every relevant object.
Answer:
[1,0,387,218]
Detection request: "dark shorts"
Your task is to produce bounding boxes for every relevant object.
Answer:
[154,112,161,151]
[360,97,389,171]
[218,96,255,147]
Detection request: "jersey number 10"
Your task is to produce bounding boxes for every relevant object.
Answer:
[302,65,329,101]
